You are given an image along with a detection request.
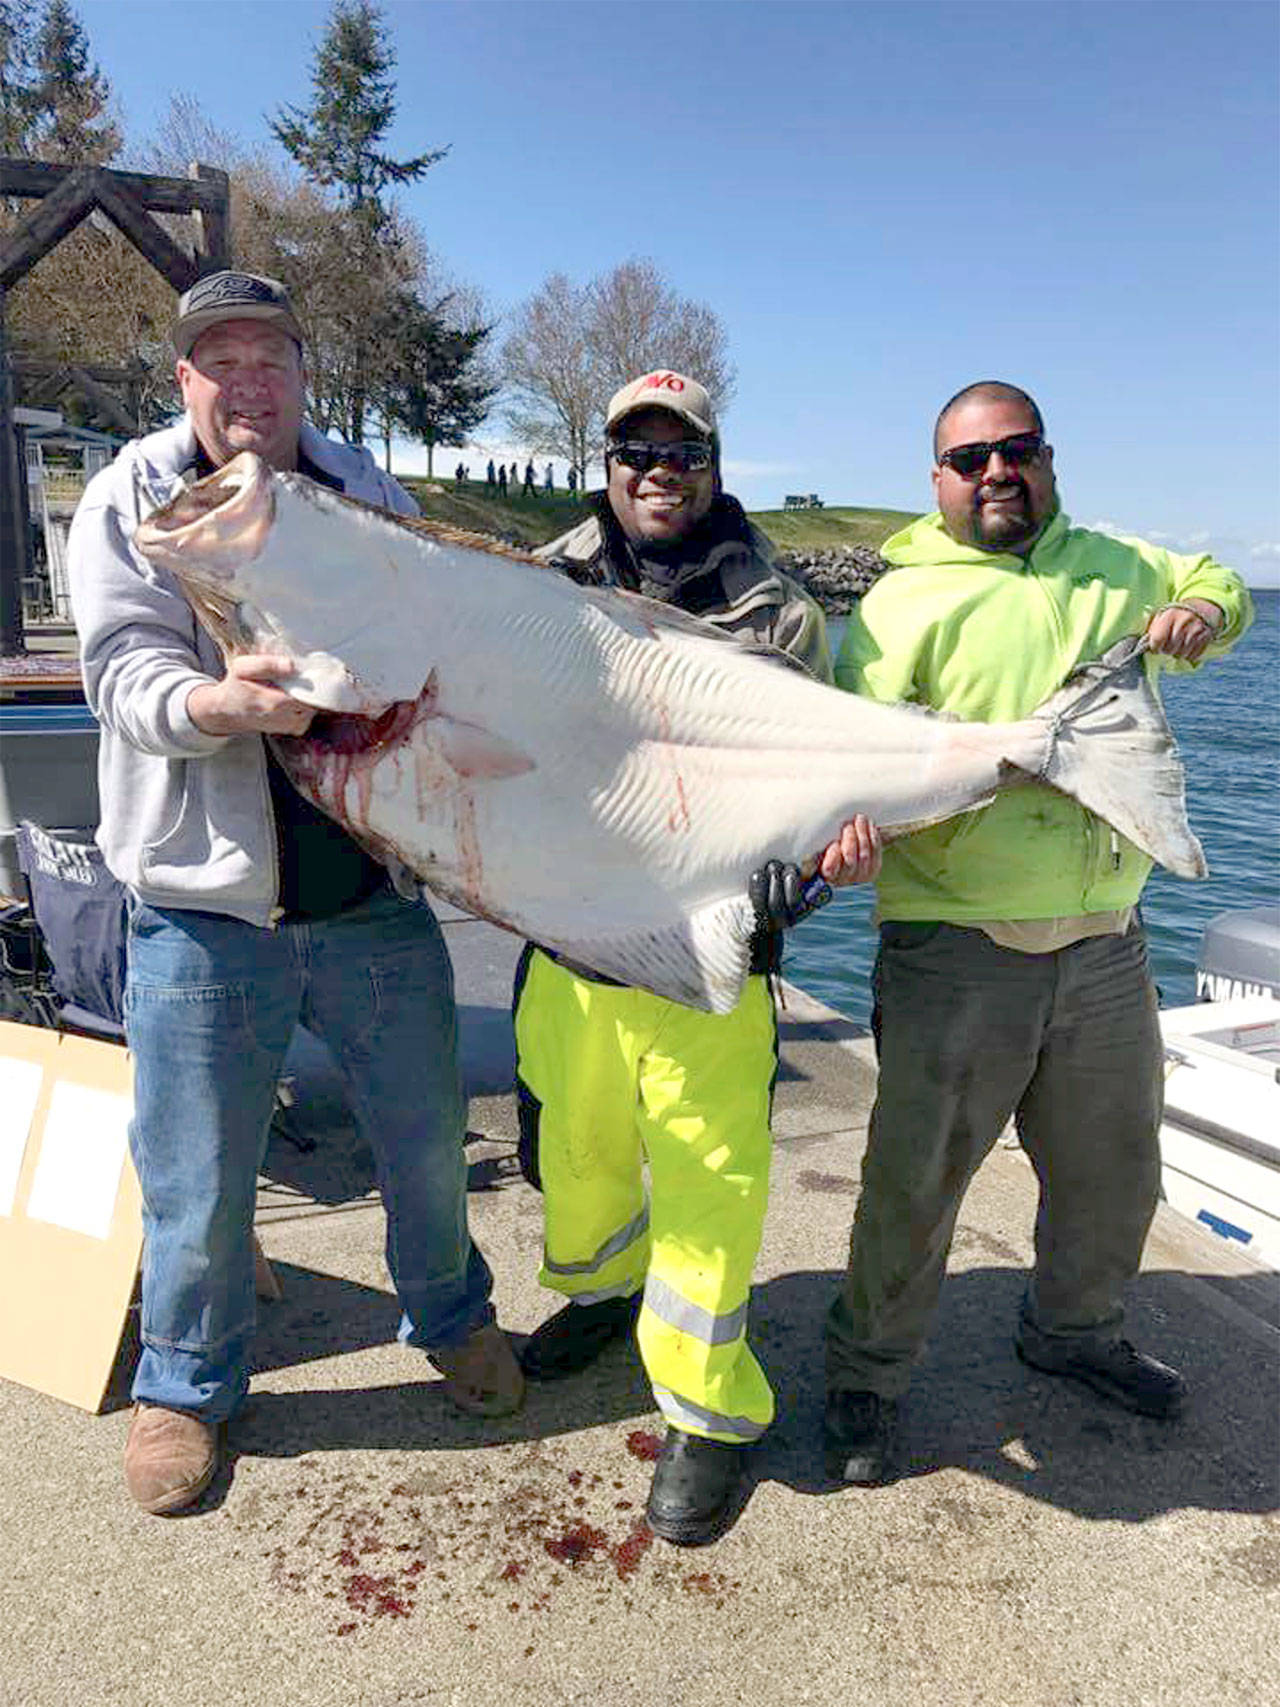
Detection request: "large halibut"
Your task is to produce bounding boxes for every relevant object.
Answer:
[133,454,1205,1012]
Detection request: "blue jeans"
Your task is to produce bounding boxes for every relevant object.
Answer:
[124,888,494,1420]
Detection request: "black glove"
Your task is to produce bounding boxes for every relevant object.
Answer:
[748,860,834,930]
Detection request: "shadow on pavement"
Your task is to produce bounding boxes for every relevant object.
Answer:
[234,1326,655,1462]
[752,1266,1280,1522]
[165,1256,1280,1535]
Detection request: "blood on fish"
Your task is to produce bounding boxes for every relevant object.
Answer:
[294,671,439,768]
[670,773,691,832]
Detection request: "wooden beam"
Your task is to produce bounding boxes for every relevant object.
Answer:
[0,166,97,290]
[188,163,231,272]
[0,156,226,215]
[1,165,212,294]
[68,367,139,435]
[14,359,138,385]
[0,290,29,655]
[90,172,199,295]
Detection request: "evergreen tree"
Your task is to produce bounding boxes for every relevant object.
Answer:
[374,291,496,476]
[270,0,451,445]
[27,0,120,164]
[0,0,37,152]
[271,0,445,224]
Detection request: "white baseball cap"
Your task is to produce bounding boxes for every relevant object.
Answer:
[605,370,715,438]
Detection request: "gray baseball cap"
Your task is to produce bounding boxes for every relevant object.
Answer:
[173,270,303,358]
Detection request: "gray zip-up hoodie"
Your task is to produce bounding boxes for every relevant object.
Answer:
[68,416,418,923]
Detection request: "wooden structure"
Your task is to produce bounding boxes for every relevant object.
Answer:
[0,159,230,657]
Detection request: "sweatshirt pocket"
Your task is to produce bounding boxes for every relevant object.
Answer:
[139,749,275,907]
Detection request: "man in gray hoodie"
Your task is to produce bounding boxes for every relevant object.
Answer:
[69,271,523,1516]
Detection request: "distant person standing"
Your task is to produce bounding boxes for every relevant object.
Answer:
[567,466,578,500]
[510,461,520,490]
[497,463,508,497]
[486,458,496,491]
[544,463,554,496]
[819,379,1253,1487]
[454,461,465,487]
[523,460,536,497]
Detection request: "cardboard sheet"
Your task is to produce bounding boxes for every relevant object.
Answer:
[0,1022,142,1412]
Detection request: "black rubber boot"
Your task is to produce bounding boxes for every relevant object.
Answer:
[644,1427,746,1546]
[519,1292,641,1381]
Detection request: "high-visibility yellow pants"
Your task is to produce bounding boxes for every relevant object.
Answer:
[513,947,778,1443]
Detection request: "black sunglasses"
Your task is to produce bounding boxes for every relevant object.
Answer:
[937,432,1047,480]
[609,440,714,474]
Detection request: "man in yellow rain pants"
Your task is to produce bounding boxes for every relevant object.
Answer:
[514,369,879,1543]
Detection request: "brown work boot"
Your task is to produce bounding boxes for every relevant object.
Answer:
[431,1322,525,1418]
[124,1405,220,1515]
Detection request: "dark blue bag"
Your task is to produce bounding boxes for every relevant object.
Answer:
[14,822,127,1035]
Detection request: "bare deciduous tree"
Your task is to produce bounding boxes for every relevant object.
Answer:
[501,258,735,487]
[502,272,599,489]
[587,258,734,409]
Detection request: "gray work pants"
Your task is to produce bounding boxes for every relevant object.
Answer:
[826,922,1163,1398]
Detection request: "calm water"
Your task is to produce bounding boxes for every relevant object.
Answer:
[784,589,1280,1026]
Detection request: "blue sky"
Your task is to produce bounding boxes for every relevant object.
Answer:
[74,0,1280,584]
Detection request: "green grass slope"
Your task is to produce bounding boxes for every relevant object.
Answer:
[401,478,919,555]
[750,504,919,552]
[400,478,584,547]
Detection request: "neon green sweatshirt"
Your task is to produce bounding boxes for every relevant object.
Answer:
[836,508,1254,921]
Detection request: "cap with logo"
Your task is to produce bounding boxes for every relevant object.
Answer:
[173,271,304,359]
[605,370,715,439]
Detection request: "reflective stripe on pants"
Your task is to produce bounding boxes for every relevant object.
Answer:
[514,948,777,1442]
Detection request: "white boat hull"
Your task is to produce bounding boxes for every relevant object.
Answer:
[1159,996,1280,1269]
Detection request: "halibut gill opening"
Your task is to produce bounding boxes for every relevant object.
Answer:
[293,674,438,759]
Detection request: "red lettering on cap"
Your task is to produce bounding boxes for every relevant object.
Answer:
[640,372,684,393]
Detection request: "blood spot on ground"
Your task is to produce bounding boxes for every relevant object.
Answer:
[544,1521,609,1567]
[611,1524,654,1580]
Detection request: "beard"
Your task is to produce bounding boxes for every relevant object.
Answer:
[973,482,1040,550]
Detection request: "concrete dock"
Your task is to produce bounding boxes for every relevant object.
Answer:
[1,906,1277,1707]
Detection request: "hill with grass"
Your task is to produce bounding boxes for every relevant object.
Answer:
[400,477,586,548]
[401,478,918,610]
[748,503,917,553]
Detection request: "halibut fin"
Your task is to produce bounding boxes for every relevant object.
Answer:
[1030,637,1207,879]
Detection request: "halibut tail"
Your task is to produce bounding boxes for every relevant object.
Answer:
[1028,637,1207,879]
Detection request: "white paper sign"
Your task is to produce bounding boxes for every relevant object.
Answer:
[25,1080,132,1240]
[0,1055,44,1216]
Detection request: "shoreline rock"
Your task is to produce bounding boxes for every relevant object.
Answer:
[776,546,889,615]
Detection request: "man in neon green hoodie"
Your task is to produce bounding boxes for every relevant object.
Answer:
[820,381,1253,1485]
